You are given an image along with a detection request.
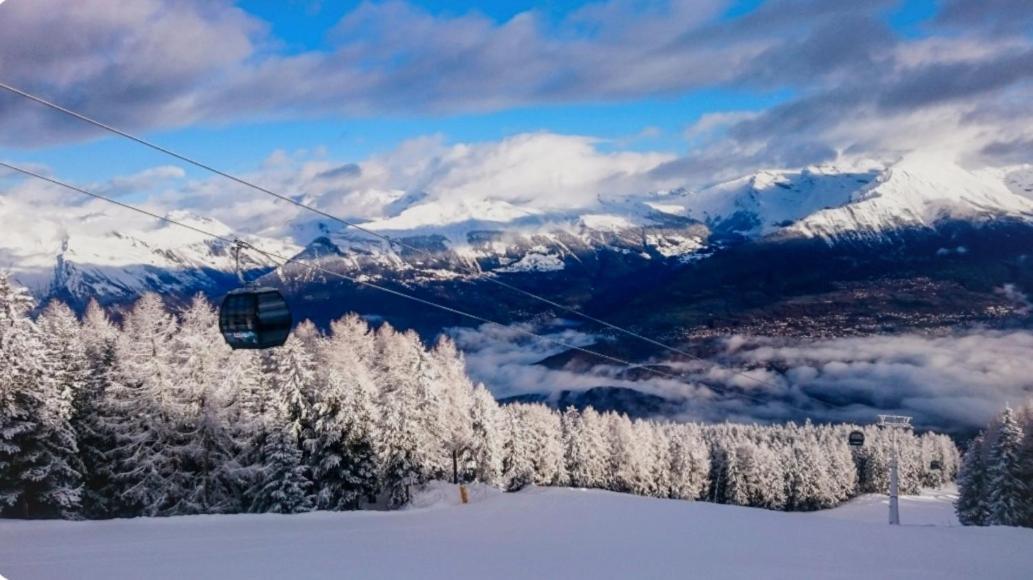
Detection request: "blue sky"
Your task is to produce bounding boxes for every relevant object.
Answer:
[0,0,1029,192]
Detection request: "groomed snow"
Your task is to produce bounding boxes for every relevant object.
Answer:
[1,485,1030,580]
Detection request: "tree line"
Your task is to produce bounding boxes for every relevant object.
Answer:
[955,402,1033,528]
[0,274,957,519]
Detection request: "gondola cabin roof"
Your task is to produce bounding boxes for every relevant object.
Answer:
[219,287,292,350]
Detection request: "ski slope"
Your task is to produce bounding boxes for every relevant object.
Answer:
[1,485,1030,580]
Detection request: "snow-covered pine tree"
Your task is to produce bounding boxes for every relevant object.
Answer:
[722,442,751,506]
[249,334,315,513]
[165,295,240,515]
[646,421,673,498]
[666,424,709,501]
[309,315,381,510]
[501,403,564,490]
[102,293,180,516]
[222,348,270,509]
[0,275,82,517]
[751,442,787,509]
[75,300,120,517]
[822,428,857,504]
[1020,405,1033,528]
[428,337,476,484]
[563,407,598,488]
[955,433,990,526]
[606,413,652,495]
[987,406,1027,526]
[374,325,428,507]
[29,301,89,518]
[468,384,503,486]
[783,424,836,511]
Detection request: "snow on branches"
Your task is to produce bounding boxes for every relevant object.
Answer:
[956,403,1033,528]
[0,280,959,519]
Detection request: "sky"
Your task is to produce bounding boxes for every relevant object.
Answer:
[0,0,1030,219]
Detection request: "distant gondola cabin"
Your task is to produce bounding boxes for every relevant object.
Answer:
[219,287,292,349]
[848,430,865,447]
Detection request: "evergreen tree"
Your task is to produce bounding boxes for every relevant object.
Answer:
[374,325,427,507]
[75,300,119,517]
[955,434,990,526]
[468,384,503,486]
[562,407,607,489]
[0,276,82,517]
[166,295,239,514]
[102,293,180,516]
[667,424,709,501]
[29,301,88,518]
[309,318,381,510]
[988,407,1027,526]
[249,335,315,513]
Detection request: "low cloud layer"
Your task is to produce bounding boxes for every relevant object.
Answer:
[454,322,1033,432]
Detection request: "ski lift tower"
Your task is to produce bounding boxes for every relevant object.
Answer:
[877,414,913,525]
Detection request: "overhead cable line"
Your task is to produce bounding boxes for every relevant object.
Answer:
[0,80,735,374]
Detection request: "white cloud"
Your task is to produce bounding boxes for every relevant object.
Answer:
[4,0,1029,174]
[453,321,1033,431]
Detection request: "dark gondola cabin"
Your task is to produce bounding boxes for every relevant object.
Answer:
[848,430,865,447]
[219,287,292,349]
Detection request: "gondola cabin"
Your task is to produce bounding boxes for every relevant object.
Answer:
[219,287,292,349]
[848,430,865,447]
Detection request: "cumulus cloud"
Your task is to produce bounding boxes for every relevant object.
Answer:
[0,130,679,242]
[136,132,673,236]
[0,0,261,145]
[3,0,1029,174]
[453,321,1033,432]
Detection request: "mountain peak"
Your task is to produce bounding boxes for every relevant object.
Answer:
[787,155,1033,241]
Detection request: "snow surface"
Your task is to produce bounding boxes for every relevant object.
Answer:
[2,484,1030,580]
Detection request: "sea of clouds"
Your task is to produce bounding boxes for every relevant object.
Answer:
[452,322,1033,433]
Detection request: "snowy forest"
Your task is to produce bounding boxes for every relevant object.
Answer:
[0,274,958,519]
[955,402,1033,528]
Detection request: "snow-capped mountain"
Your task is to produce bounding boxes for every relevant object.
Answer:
[271,154,1033,284]
[0,207,298,305]
[279,194,709,286]
[654,154,1033,243]
[4,154,1032,309]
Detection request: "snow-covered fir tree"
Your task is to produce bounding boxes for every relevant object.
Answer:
[248,334,315,514]
[75,300,119,517]
[955,401,1033,529]
[987,407,1027,526]
[374,325,428,507]
[955,433,990,526]
[102,293,181,516]
[165,295,241,514]
[309,316,381,510]
[0,275,83,518]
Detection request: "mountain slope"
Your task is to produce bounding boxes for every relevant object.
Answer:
[0,207,296,306]
[5,155,1033,314]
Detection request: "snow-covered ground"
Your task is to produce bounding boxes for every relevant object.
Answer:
[1,484,1030,580]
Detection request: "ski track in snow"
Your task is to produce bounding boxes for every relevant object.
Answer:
[1,485,1031,580]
